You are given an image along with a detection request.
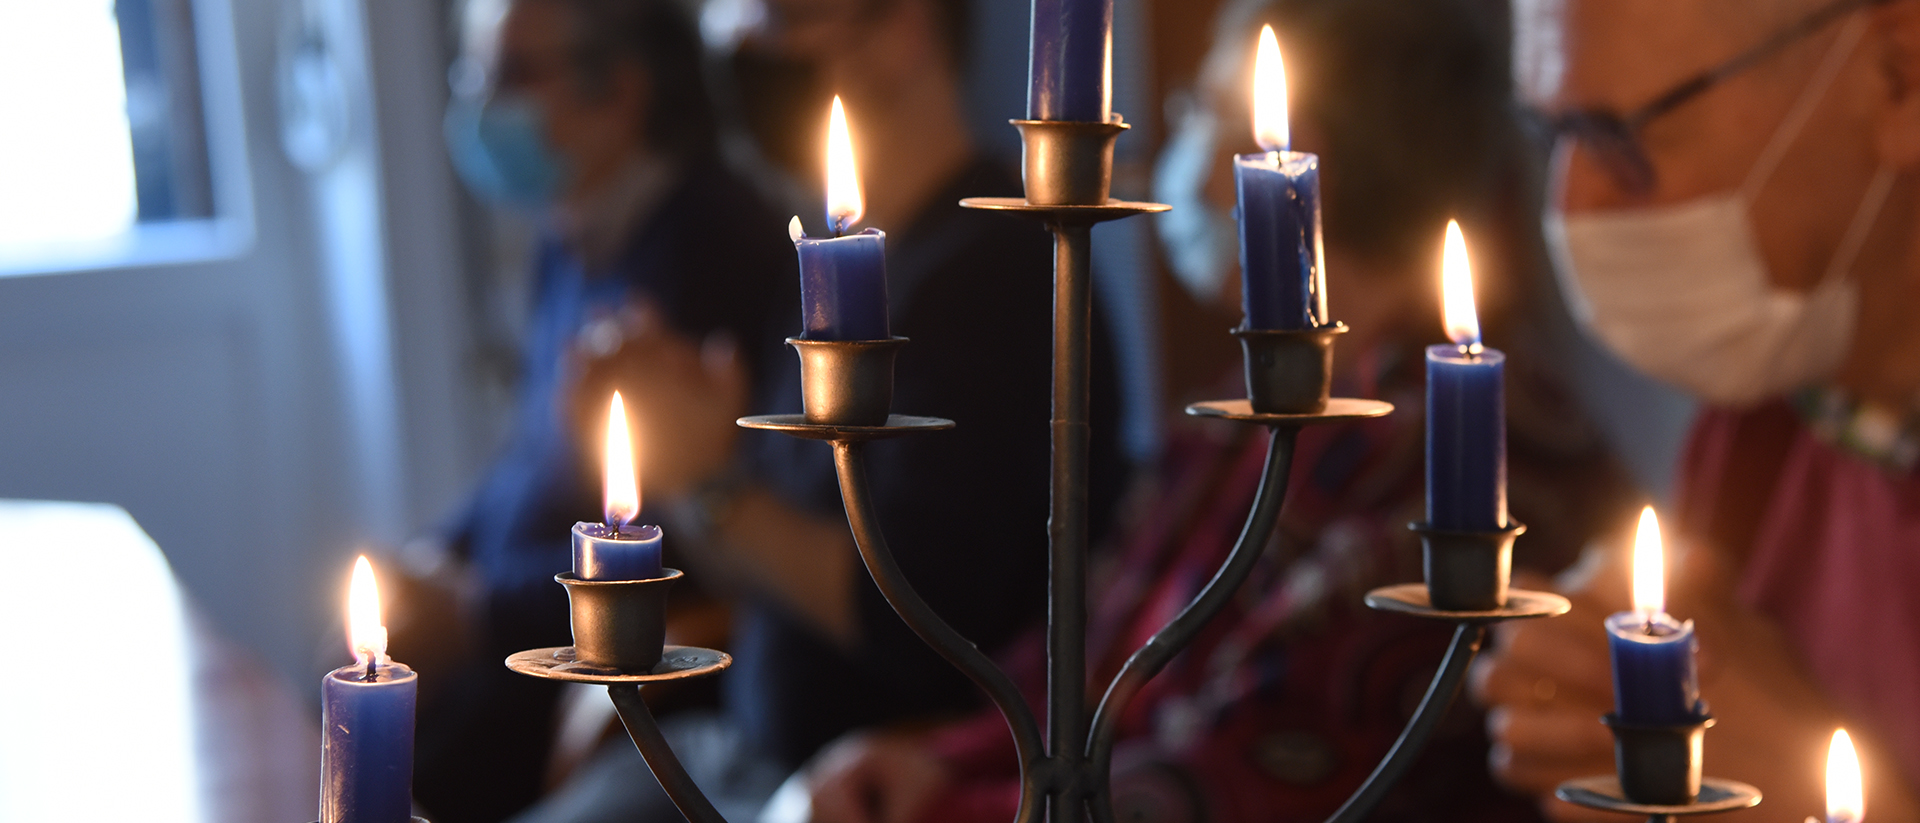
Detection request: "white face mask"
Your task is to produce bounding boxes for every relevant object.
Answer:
[1545,18,1893,408]
[1152,99,1240,305]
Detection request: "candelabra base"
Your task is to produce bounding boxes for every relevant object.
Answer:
[505,645,730,684]
[1363,584,1569,622]
[1185,397,1394,425]
[1556,775,1760,823]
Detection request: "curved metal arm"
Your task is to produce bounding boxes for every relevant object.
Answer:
[1325,622,1486,823]
[607,684,729,823]
[831,440,1048,823]
[1084,428,1298,822]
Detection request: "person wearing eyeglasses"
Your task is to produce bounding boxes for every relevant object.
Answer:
[1474,0,1920,819]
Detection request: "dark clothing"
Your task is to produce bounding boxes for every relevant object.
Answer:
[414,158,796,823]
[729,156,1130,766]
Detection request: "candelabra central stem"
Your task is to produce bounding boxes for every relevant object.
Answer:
[1048,221,1093,821]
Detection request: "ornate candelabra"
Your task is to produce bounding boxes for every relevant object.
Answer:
[501,113,1758,823]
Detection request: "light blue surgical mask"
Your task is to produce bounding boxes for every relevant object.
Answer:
[1152,100,1239,305]
[444,94,569,208]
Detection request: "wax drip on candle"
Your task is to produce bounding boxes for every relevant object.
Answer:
[825,96,863,237]
[1440,220,1483,357]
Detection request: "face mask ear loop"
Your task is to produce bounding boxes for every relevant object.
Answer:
[1741,16,1870,201]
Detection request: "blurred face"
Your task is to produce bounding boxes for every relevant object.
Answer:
[1520,0,1889,292]
[478,0,649,198]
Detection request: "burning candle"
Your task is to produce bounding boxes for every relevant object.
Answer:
[793,97,888,341]
[1236,26,1326,330]
[1820,729,1865,823]
[320,557,417,823]
[1425,221,1507,530]
[1605,507,1701,725]
[1026,0,1112,121]
[571,392,664,580]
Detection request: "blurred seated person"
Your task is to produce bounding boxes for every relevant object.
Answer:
[1476,0,1920,819]
[499,0,1129,819]
[787,0,1638,821]
[405,0,795,820]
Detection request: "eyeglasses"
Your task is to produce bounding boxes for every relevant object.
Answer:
[1531,0,1890,196]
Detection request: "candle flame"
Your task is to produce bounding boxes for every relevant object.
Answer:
[1829,729,1864,823]
[1632,506,1665,618]
[1252,25,1289,152]
[347,556,387,666]
[605,392,641,527]
[1441,220,1482,351]
[825,96,864,233]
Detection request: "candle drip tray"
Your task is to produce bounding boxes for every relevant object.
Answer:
[959,197,1169,225]
[1556,776,1760,818]
[506,645,730,684]
[1363,584,1570,622]
[1186,398,1395,426]
[738,414,954,441]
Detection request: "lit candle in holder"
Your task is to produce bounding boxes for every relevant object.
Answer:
[1236,26,1327,331]
[792,96,888,341]
[320,556,417,823]
[571,392,664,580]
[1425,221,1507,531]
[1605,507,1701,725]
[1027,0,1112,121]
[1820,729,1864,823]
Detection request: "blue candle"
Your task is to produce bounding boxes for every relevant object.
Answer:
[794,97,889,341]
[1606,508,1701,725]
[1026,0,1113,121]
[321,558,417,823]
[1426,221,1507,531]
[576,392,665,580]
[1237,27,1326,330]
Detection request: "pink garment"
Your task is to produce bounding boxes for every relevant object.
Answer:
[1677,404,1920,784]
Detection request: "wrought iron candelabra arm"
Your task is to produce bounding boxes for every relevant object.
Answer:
[1084,427,1298,820]
[1324,623,1486,823]
[607,684,730,823]
[830,439,1048,823]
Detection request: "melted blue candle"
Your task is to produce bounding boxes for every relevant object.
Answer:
[1027,0,1113,121]
[320,662,417,823]
[1236,151,1326,330]
[1425,345,1507,531]
[1606,611,1702,725]
[795,226,889,341]
[572,522,664,580]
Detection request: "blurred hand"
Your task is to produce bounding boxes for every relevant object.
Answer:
[565,301,748,498]
[805,731,951,823]
[1473,544,1915,821]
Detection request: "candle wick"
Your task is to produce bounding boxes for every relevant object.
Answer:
[364,655,377,683]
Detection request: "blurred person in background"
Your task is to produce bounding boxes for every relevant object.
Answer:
[786,0,1639,821]
[493,0,1131,820]
[1477,0,1920,818]
[402,0,795,819]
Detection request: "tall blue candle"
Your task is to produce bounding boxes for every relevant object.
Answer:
[794,96,888,341]
[1426,221,1507,531]
[1237,26,1326,330]
[1606,508,1702,725]
[575,392,665,580]
[1026,0,1113,121]
[320,557,417,823]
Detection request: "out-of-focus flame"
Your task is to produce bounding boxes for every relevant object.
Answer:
[1441,220,1481,350]
[347,556,387,665]
[1252,25,1289,152]
[605,392,640,527]
[1829,728,1864,823]
[1632,506,1665,618]
[826,96,864,233]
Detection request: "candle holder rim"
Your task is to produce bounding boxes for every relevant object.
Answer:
[1554,775,1760,816]
[1601,711,1715,732]
[737,413,955,441]
[505,644,730,683]
[1009,117,1129,132]
[1230,322,1349,338]
[1364,583,1570,622]
[786,335,910,349]
[555,567,684,587]
[957,196,1169,221]
[1184,397,1394,426]
[1408,520,1528,538]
